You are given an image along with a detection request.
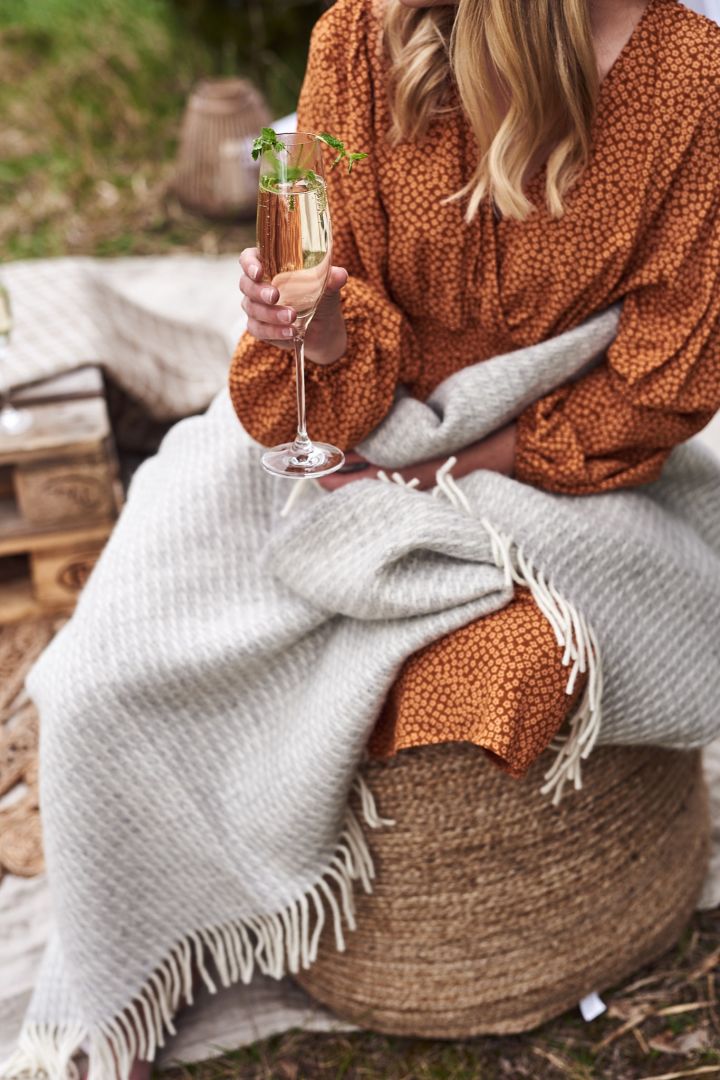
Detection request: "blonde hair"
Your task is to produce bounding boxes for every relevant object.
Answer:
[384,0,599,220]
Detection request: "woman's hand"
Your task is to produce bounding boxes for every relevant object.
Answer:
[239,248,349,365]
[318,423,518,491]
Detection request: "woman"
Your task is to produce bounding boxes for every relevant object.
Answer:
[9,2,720,1079]
[232,0,720,778]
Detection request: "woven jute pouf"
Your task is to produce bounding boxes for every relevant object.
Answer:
[296,743,709,1037]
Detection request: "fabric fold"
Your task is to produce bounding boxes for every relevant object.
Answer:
[268,481,511,620]
[358,306,620,468]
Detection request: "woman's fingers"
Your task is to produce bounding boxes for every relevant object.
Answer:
[239,249,281,305]
[240,276,279,305]
[240,252,296,326]
[239,247,262,282]
[325,266,349,294]
[240,251,347,310]
[246,318,293,347]
[240,248,349,348]
[242,296,296,328]
[240,273,284,308]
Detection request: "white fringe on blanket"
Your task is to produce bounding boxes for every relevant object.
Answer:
[1,779,390,1080]
[0,468,601,1078]
[385,458,603,806]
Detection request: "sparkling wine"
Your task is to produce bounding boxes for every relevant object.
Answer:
[255,131,343,479]
[257,175,331,321]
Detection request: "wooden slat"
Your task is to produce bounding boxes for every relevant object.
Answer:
[10,365,104,404]
[0,397,109,466]
[31,542,105,606]
[0,499,29,542]
[0,578,73,625]
[0,467,13,501]
[14,451,120,528]
[0,512,113,557]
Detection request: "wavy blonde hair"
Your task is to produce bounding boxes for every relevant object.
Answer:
[384,0,599,220]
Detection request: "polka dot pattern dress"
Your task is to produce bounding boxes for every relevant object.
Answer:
[229,0,720,778]
[368,590,586,776]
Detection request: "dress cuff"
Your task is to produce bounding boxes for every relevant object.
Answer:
[304,276,385,386]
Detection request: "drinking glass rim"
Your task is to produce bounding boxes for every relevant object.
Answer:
[273,132,320,145]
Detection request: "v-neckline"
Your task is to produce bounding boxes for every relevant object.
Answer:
[483,0,667,348]
[597,0,661,101]
[508,0,662,206]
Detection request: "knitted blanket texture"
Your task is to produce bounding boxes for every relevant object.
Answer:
[4,307,720,1079]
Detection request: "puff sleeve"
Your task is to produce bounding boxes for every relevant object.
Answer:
[229,0,421,451]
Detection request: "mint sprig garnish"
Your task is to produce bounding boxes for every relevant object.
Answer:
[317,132,368,173]
[251,127,368,177]
[251,128,287,161]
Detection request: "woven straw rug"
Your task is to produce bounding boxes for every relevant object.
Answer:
[0,621,60,880]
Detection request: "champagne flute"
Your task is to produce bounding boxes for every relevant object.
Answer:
[0,279,31,436]
[256,133,345,478]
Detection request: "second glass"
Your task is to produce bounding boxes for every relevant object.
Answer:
[256,133,344,479]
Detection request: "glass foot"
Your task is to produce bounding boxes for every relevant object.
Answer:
[0,403,32,436]
[261,440,345,479]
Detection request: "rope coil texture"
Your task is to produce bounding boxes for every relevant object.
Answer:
[297,743,710,1036]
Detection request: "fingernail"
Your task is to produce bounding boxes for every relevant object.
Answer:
[282,327,293,337]
[249,265,259,281]
[262,287,276,304]
[281,309,293,323]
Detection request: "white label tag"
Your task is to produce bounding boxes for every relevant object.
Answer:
[579,992,607,1022]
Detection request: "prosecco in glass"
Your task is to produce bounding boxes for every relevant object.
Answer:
[256,133,344,479]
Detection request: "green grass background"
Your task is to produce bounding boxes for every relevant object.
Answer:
[0,0,324,260]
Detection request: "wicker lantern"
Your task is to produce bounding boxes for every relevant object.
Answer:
[172,78,271,219]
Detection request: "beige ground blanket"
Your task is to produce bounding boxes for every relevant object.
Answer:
[0,256,243,419]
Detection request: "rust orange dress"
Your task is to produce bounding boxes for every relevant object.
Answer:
[229,0,720,777]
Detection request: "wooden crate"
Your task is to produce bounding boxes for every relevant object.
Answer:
[0,367,123,624]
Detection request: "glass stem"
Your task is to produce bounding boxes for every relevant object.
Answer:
[291,326,312,456]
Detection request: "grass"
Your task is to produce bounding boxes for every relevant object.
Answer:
[0,0,255,261]
[3,4,720,1077]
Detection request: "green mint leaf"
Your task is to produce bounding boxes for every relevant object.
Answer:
[251,127,287,163]
[347,152,368,172]
[317,132,344,150]
[317,132,368,174]
[255,129,367,178]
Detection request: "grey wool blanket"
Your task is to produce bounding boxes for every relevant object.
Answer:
[4,308,720,1080]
